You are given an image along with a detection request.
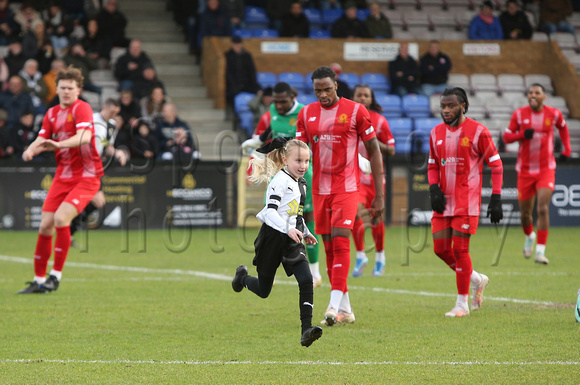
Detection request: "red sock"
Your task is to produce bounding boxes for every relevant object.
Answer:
[351,218,365,252]
[433,238,455,271]
[33,234,53,278]
[323,240,334,283]
[452,236,472,295]
[53,226,71,272]
[537,229,548,245]
[523,224,534,236]
[371,221,385,252]
[331,236,350,292]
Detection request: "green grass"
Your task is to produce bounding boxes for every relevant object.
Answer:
[1,226,578,384]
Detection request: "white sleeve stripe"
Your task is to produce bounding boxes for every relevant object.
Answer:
[488,154,500,163]
[504,128,512,133]
[365,126,375,135]
[428,158,435,164]
[76,122,92,127]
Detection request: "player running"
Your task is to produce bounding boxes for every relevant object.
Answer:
[18,65,103,294]
[351,84,395,278]
[503,83,571,264]
[296,66,384,326]
[428,87,503,317]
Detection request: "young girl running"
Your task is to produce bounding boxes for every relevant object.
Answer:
[231,138,323,347]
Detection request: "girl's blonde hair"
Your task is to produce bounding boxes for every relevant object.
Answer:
[249,139,309,184]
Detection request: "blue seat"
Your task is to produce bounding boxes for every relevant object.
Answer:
[388,117,413,137]
[303,72,313,93]
[402,95,431,118]
[296,94,318,105]
[233,28,253,39]
[257,72,277,88]
[411,131,430,154]
[394,139,412,154]
[252,28,279,38]
[238,111,255,137]
[234,92,255,114]
[376,94,402,118]
[361,73,390,94]
[303,8,323,29]
[339,72,360,90]
[357,9,370,20]
[278,72,305,93]
[413,117,442,135]
[322,9,344,27]
[309,29,331,39]
[245,6,270,29]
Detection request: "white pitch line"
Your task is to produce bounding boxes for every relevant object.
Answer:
[0,255,558,306]
[1,359,578,366]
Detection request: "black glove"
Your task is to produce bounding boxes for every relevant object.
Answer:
[558,154,568,164]
[429,184,446,214]
[523,129,534,139]
[487,194,503,224]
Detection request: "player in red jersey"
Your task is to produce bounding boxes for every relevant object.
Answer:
[350,84,395,279]
[503,83,571,265]
[18,65,103,294]
[296,66,384,326]
[428,87,504,317]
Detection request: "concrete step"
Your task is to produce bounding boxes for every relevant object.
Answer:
[142,42,189,55]
[174,99,215,111]
[166,86,207,98]
[126,31,184,42]
[148,53,196,65]
[180,108,226,121]
[127,20,177,33]
[121,1,166,12]
[155,64,200,76]
[160,74,202,87]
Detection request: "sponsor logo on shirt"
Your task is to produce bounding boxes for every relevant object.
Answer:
[67,114,73,123]
[338,113,348,124]
[343,219,352,225]
[461,224,470,230]
[313,135,319,143]
[272,116,278,120]
[440,157,464,166]
[289,118,296,126]
[308,116,317,122]
[544,118,551,126]
[460,137,470,147]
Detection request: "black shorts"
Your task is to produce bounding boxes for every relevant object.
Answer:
[253,224,308,277]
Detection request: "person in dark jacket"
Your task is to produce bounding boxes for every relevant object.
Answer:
[331,2,370,38]
[131,121,159,160]
[0,0,21,46]
[389,42,420,97]
[5,40,27,78]
[280,2,310,38]
[96,0,129,47]
[365,2,392,39]
[500,0,533,40]
[419,40,452,96]
[114,39,153,91]
[198,0,232,49]
[225,36,260,101]
[0,76,34,129]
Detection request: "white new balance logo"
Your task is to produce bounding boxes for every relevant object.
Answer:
[308,117,317,122]
[343,219,352,225]
[461,224,470,230]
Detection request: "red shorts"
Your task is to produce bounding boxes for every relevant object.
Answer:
[313,192,359,234]
[43,177,101,213]
[517,170,555,201]
[431,215,479,235]
[358,181,385,208]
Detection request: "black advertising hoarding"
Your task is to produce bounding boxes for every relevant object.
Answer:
[0,162,232,230]
[550,168,580,226]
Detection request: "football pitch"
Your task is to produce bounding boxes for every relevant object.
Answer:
[1,226,578,384]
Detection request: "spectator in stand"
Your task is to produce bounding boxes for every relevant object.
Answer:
[266,0,294,32]
[389,42,420,97]
[500,0,533,40]
[329,63,353,100]
[248,86,272,130]
[222,0,245,29]
[304,0,343,10]
[0,75,35,129]
[14,3,42,35]
[21,19,47,58]
[18,58,47,112]
[81,19,111,69]
[539,0,574,35]
[5,40,27,78]
[7,109,36,158]
[469,0,504,40]
[198,0,232,50]
[365,2,392,39]
[331,2,370,39]
[42,58,64,104]
[64,42,101,95]
[114,39,153,91]
[0,109,11,158]
[119,89,141,130]
[419,40,452,96]
[0,55,8,90]
[140,85,171,127]
[130,121,159,161]
[171,0,199,55]
[0,0,20,46]
[35,38,56,75]
[280,2,310,38]
[132,65,165,102]
[156,103,198,161]
[43,3,72,56]
[96,0,129,47]
[225,36,260,105]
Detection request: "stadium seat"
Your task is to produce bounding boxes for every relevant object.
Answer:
[296,94,318,105]
[238,111,255,137]
[486,97,516,120]
[278,72,305,93]
[394,0,419,11]
[82,91,101,110]
[470,73,499,94]
[357,9,370,20]
[339,72,360,90]
[376,94,403,118]
[245,6,270,29]
[384,10,405,29]
[404,10,432,29]
[233,28,253,39]
[531,32,549,41]
[360,73,390,94]
[252,29,279,38]
[497,74,526,94]
[234,92,255,114]
[413,117,442,134]
[309,29,331,39]
[89,70,118,88]
[388,117,414,137]
[448,73,470,91]
[548,96,570,117]
[304,8,323,29]
[524,74,553,94]
[322,9,343,28]
[395,139,413,154]
[257,72,277,88]
[551,32,578,51]
[402,94,431,118]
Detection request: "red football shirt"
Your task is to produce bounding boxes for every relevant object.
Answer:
[504,105,571,175]
[39,99,103,180]
[359,110,394,186]
[428,117,502,217]
[296,98,376,195]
